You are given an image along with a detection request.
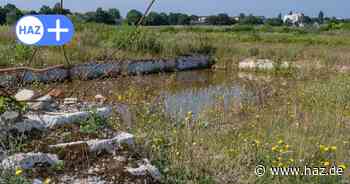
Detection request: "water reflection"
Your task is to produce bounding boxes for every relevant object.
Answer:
[39,70,271,121]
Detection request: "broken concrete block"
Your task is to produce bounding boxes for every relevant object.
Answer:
[1,152,61,170]
[64,98,78,105]
[126,159,161,181]
[1,111,20,123]
[25,107,112,128]
[49,132,134,154]
[29,95,57,111]
[14,89,37,102]
[88,132,134,153]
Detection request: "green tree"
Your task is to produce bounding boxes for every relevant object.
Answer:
[5,10,21,25]
[159,12,169,25]
[266,14,283,26]
[4,4,22,25]
[318,11,324,24]
[240,14,263,25]
[278,13,282,20]
[39,5,53,14]
[4,4,17,13]
[239,13,246,20]
[177,13,190,25]
[168,13,179,25]
[126,9,143,25]
[95,8,108,23]
[108,8,121,21]
[27,10,38,15]
[52,3,71,15]
[145,12,169,25]
[168,13,190,25]
[302,16,313,24]
[207,13,233,25]
[0,7,6,25]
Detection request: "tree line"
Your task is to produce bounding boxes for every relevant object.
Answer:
[0,3,347,26]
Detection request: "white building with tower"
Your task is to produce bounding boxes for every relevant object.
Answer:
[283,12,305,27]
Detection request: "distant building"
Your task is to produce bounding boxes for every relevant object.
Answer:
[191,16,209,25]
[232,16,240,22]
[198,16,208,24]
[283,12,305,27]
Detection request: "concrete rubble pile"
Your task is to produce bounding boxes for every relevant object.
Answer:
[0,89,161,184]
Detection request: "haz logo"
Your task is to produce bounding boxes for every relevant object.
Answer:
[16,15,74,46]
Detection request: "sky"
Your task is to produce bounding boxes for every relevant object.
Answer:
[1,0,348,18]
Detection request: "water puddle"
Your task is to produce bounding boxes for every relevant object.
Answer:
[34,70,283,121]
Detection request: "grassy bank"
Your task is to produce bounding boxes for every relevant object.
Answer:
[119,73,350,184]
[2,24,350,70]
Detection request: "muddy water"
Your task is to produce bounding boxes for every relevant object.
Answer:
[38,70,287,121]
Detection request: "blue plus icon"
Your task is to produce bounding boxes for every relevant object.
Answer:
[16,15,74,46]
[48,19,69,42]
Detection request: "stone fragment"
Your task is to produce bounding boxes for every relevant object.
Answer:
[32,179,43,184]
[14,89,37,102]
[49,132,134,154]
[26,107,112,128]
[88,132,134,153]
[239,58,293,71]
[64,98,78,105]
[60,175,107,184]
[1,111,20,123]
[11,119,46,133]
[1,152,61,170]
[29,95,57,111]
[126,159,161,181]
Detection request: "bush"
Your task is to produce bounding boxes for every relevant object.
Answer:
[108,26,161,54]
[79,112,106,134]
[230,25,254,32]
[0,96,25,115]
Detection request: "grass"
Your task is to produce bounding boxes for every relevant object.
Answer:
[117,73,350,184]
[2,23,350,69]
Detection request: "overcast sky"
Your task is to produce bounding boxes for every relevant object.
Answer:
[1,0,348,18]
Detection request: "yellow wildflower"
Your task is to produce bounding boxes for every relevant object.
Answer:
[278,140,284,145]
[254,140,261,145]
[279,148,284,153]
[272,145,278,152]
[339,164,347,170]
[44,178,51,184]
[319,144,325,150]
[323,161,330,167]
[320,145,329,152]
[15,168,23,176]
[330,146,337,151]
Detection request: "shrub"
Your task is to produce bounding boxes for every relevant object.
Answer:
[79,112,106,134]
[0,96,25,115]
[108,26,161,54]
